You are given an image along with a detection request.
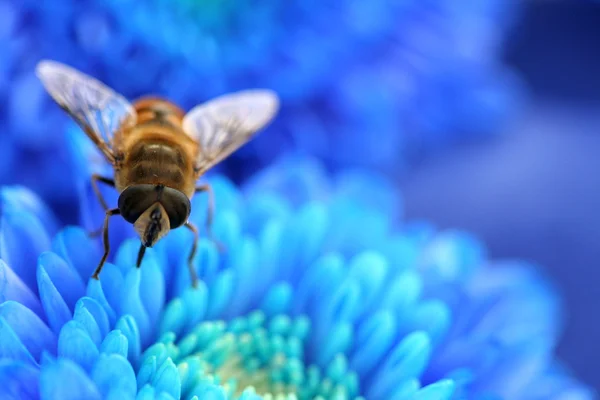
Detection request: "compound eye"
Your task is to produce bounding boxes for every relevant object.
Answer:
[118,184,157,224]
[160,187,191,229]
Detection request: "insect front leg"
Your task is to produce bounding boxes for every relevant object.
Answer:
[136,244,147,268]
[89,174,116,237]
[91,208,120,280]
[195,184,225,251]
[184,221,200,288]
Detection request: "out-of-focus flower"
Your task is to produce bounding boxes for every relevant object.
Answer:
[0,157,592,399]
[1,0,524,216]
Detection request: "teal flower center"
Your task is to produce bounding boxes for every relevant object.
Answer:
[142,311,363,399]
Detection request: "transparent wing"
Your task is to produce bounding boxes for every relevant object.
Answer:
[182,89,280,175]
[35,60,137,160]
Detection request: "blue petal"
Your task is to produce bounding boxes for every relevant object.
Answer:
[350,310,396,377]
[206,270,234,319]
[413,379,455,400]
[73,299,104,347]
[346,251,388,315]
[57,320,99,372]
[0,316,36,365]
[115,240,165,328]
[136,385,156,400]
[120,268,151,347]
[51,226,101,281]
[260,282,293,317]
[293,253,345,315]
[75,297,110,340]
[0,186,59,235]
[313,322,352,367]
[38,251,86,310]
[0,360,40,399]
[223,238,260,316]
[0,301,56,361]
[40,355,102,400]
[279,203,328,277]
[97,262,126,313]
[86,279,117,326]
[91,354,137,400]
[367,331,432,399]
[0,211,52,293]
[100,330,129,358]
[411,300,451,345]
[152,358,181,400]
[0,259,43,317]
[115,315,142,370]
[180,283,208,333]
[37,264,72,334]
[159,298,186,337]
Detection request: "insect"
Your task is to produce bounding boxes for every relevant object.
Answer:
[36,60,279,287]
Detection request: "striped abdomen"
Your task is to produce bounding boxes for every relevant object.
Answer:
[114,97,199,196]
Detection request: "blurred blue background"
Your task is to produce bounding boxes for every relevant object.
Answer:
[0,0,599,393]
[402,1,600,390]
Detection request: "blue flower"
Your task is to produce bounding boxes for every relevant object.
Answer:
[0,157,593,399]
[1,0,524,215]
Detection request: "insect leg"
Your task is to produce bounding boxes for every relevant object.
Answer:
[184,221,199,288]
[91,208,120,280]
[195,184,225,251]
[91,174,115,210]
[136,244,147,268]
[89,174,116,237]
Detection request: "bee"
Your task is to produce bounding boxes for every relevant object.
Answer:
[36,60,279,287]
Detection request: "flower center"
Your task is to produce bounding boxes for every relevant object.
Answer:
[145,311,363,399]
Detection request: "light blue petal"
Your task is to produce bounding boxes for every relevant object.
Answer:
[137,355,157,389]
[412,379,455,400]
[1,186,59,235]
[100,330,129,357]
[367,331,432,399]
[346,251,388,314]
[97,262,125,314]
[260,282,292,317]
[136,385,155,400]
[120,267,151,347]
[279,203,328,277]
[0,359,40,399]
[38,251,85,311]
[1,211,52,293]
[40,355,102,400]
[180,283,208,333]
[314,322,352,367]
[293,253,345,316]
[0,259,44,319]
[206,270,234,319]
[51,227,101,282]
[57,320,99,372]
[411,300,451,345]
[223,238,259,316]
[73,300,103,347]
[0,316,36,365]
[115,315,142,369]
[350,310,396,376]
[152,358,181,400]
[115,240,165,328]
[86,279,117,326]
[159,298,186,337]
[0,301,56,361]
[212,210,242,255]
[37,264,72,334]
[75,297,110,340]
[91,354,137,400]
